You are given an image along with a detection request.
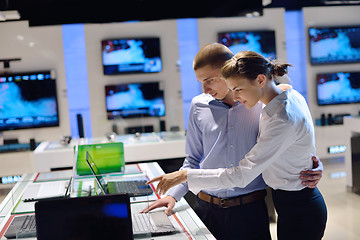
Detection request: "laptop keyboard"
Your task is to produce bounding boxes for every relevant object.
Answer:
[5,215,37,239]
[113,181,141,193]
[131,204,176,234]
[19,215,36,235]
[107,180,152,196]
[132,213,157,232]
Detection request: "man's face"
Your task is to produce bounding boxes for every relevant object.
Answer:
[195,65,229,100]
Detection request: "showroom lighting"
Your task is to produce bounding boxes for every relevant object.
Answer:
[322,0,360,5]
[0,10,20,21]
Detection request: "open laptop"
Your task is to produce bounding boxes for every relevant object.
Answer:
[34,194,176,239]
[86,151,153,197]
[35,194,133,240]
[4,178,73,239]
[21,178,72,202]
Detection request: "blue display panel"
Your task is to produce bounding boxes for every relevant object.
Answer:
[105,82,165,119]
[0,71,59,131]
[317,71,360,106]
[309,26,360,65]
[218,30,276,59]
[102,38,162,75]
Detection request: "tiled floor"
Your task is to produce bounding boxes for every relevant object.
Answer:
[270,157,360,240]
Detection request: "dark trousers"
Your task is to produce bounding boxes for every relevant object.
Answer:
[194,196,271,240]
[272,187,327,240]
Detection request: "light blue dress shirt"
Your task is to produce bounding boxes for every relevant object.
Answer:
[167,93,267,201]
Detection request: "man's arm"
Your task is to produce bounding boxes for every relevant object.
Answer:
[141,100,203,214]
[300,156,323,188]
[166,100,204,200]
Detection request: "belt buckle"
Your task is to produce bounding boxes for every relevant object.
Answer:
[219,199,228,208]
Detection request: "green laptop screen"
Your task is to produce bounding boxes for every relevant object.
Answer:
[76,142,125,175]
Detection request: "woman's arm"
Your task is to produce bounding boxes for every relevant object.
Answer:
[148,117,296,195]
[186,117,296,194]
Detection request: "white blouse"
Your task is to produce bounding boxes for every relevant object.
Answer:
[187,88,315,193]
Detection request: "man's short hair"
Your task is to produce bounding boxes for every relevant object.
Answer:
[193,43,233,70]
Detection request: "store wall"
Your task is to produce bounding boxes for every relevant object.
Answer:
[197,9,287,63]
[3,7,358,147]
[0,21,70,143]
[83,20,184,137]
[303,5,360,119]
[303,6,360,159]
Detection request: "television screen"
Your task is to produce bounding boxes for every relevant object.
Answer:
[218,30,276,59]
[105,82,165,119]
[317,71,360,106]
[0,71,59,131]
[102,37,162,75]
[309,26,360,65]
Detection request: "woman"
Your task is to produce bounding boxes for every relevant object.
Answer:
[148,51,327,240]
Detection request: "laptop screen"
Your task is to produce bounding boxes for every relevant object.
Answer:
[35,194,133,240]
[76,142,125,175]
[86,151,108,194]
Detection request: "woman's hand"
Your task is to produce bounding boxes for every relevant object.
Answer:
[146,170,188,195]
[300,156,323,188]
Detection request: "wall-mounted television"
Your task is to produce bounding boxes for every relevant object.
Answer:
[105,81,165,119]
[309,26,360,65]
[101,37,162,75]
[316,71,360,106]
[218,30,276,59]
[0,71,59,131]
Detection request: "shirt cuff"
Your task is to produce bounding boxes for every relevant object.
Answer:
[166,183,189,201]
[187,168,223,195]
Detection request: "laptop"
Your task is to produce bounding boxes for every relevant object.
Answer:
[4,178,73,239]
[34,194,176,240]
[35,194,133,240]
[86,151,153,197]
[21,178,72,202]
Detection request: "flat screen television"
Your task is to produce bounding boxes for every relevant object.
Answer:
[316,71,360,106]
[218,30,276,59]
[101,37,162,75]
[309,26,360,65]
[105,81,165,119]
[0,71,59,131]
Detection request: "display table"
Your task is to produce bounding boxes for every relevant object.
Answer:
[344,116,360,191]
[0,161,215,239]
[33,131,187,172]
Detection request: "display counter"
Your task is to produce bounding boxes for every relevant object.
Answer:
[0,161,215,239]
[33,131,186,172]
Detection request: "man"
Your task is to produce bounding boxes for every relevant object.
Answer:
[142,43,322,240]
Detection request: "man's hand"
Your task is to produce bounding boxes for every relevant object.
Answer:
[300,156,323,188]
[140,196,176,215]
[146,170,188,196]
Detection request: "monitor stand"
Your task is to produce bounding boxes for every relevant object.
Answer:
[0,132,3,146]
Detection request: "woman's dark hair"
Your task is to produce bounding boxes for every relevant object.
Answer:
[221,51,292,81]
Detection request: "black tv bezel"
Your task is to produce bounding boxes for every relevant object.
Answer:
[308,25,360,66]
[101,37,162,75]
[0,70,60,131]
[217,29,277,58]
[316,71,360,106]
[104,81,166,119]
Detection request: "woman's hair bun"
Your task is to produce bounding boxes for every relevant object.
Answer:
[269,60,292,77]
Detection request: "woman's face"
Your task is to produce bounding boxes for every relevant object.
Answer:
[225,75,264,109]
